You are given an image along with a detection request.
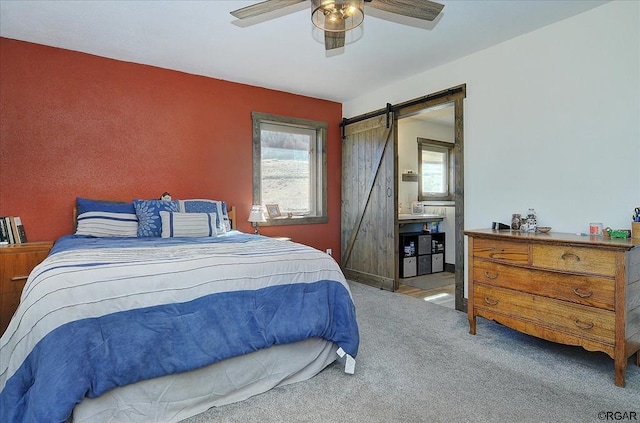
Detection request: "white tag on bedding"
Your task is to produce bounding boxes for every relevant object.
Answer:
[345,355,356,374]
[336,347,355,373]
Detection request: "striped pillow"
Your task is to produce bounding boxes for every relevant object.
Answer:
[160,211,217,238]
[179,199,230,234]
[75,198,138,237]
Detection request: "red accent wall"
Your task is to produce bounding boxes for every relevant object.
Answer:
[0,38,343,262]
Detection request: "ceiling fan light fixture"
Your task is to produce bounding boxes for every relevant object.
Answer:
[311,0,364,33]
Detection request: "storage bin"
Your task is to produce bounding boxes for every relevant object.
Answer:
[432,253,444,273]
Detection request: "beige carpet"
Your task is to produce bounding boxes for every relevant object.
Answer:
[182,280,639,423]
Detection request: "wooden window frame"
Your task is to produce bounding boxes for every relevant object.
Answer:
[417,138,455,202]
[252,112,328,226]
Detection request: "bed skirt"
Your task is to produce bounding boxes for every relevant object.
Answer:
[71,338,338,423]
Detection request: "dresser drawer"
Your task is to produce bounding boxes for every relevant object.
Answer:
[0,251,49,293]
[473,261,615,310]
[0,293,22,332]
[1,242,53,335]
[475,284,615,344]
[473,238,529,265]
[532,245,617,277]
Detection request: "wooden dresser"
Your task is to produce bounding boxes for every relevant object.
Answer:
[464,229,640,387]
[0,242,53,335]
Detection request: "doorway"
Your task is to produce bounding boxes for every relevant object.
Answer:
[397,103,456,309]
[393,86,465,311]
[340,85,466,311]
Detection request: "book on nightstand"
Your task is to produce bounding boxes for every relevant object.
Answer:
[13,217,28,243]
[10,217,20,244]
[4,217,15,244]
[0,217,8,243]
[0,216,28,244]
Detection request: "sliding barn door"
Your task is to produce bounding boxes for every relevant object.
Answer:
[341,115,397,291]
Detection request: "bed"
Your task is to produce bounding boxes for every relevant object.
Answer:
[0,198,359,423]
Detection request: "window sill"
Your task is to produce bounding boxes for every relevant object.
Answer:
[261,215,328,226]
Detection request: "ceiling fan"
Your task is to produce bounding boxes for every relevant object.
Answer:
[230,0,445,51]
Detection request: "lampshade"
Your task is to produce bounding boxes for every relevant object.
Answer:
[311,0,364,33]
[247,205,267,223]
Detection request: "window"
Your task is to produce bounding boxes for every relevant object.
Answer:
[252,112,328,225]
[418,138,454,201]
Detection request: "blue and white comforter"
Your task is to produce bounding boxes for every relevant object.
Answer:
[0,232,359,423]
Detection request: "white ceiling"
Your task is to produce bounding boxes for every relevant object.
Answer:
[0,0,607,103]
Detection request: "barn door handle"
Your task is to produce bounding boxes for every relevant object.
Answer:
[572,287,593,298]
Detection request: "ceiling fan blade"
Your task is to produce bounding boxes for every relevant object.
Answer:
[324,18,346,50]
[365,0,444,21]
[230,0,305,20]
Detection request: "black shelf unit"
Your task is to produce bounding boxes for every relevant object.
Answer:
[399,232,445,278]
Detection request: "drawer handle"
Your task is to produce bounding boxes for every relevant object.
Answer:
[572,287,593,298]
[574,319,594,330]
[484,296,499,306]
[561,253,581,262]
[10,275,29,282]
[483,271,498,280]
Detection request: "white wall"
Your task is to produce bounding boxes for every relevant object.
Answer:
[398,118,454,211]
[344,1,639,296]
[345,1,640,235]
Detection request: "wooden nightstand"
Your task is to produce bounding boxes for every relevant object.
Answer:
[0,241,53,335]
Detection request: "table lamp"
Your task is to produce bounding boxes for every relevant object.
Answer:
[247,205,267,234]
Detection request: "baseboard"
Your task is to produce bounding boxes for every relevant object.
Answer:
[444,263,455,273]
